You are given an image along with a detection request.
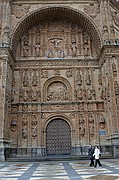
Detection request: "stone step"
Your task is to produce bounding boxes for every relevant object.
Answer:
[6,155,113,162]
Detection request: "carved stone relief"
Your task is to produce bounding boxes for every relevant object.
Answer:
[66,69,72,78]
[84,3,99,18]
[16,20,97,59]
[47,82,68,102]
[12,5,30,18]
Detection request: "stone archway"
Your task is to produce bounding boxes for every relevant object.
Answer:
[46,118,71,155]
[10,6,102,57]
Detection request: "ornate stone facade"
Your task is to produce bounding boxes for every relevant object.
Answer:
[0,0,119,161]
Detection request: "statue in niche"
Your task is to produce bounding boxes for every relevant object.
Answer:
[88,113,94,137]
[23,40,29,58]
[47,50,54,58]
[76,87,83,100]
[71,42,77,57]
[23,90,28,102]
[83,38,90,56]
[99,114,105,129]
[31,120,37,138]
[112,62,117,77]
[87,88,92,100]
[32,126,37,138]
[27,89,32,101]
[83,89,87,100]
[92,89,96,100]
[114,81,119,95]
[35,43,41,57]
[32,90,41,101]
[3,26,10,46]
[22,121,28,139]
[76,71,82,86]
[116,95,119,110]
[100,85,104,100]
[23,70,29,87]
[32,90,40,101]
[54,69,60,76]
[32,71,38,86]
[66,69,72,78]
[11,81,15,102]
[86,70,91,85]
[79,114,85,137]
[59,50,64,58]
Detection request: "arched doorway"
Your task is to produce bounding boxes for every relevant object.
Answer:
[46,118,71,155]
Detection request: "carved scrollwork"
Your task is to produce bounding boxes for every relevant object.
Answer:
[12,5,30,18]
[84,3,99,18]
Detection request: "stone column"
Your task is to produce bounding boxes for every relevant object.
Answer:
[0,48,14,161]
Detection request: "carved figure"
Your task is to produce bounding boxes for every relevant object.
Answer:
[32,71,38,86]
[10,119,17,132]
[99,114,105,129]
[3,26,10,46]
[19,88,23,101]
[22,126,27,139]
[23,71,29,87]
[71,42,77,57]
[86,70,91,85]
[47,50,54,58]
[22,104,28,112]
[88,113,94,137]
[83,41,90,56]
[76,71,82,86]
[66,69,72,78]
[114,81,119,95]
[23,40,29,58]
[87,88,92,100]
[32,126,37,138]
[112,62,117,77]
[23,90,28,102]
[35,43,41,57]
[50,38,62,48]
[79,113,85,137]
[76,87,83,100]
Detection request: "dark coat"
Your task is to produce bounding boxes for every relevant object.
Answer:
[88,147,94,158]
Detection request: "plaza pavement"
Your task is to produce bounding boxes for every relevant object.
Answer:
[0,159,119,180]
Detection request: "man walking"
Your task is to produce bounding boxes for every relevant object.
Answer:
[88,145,94,167]
[93,146,102,167]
